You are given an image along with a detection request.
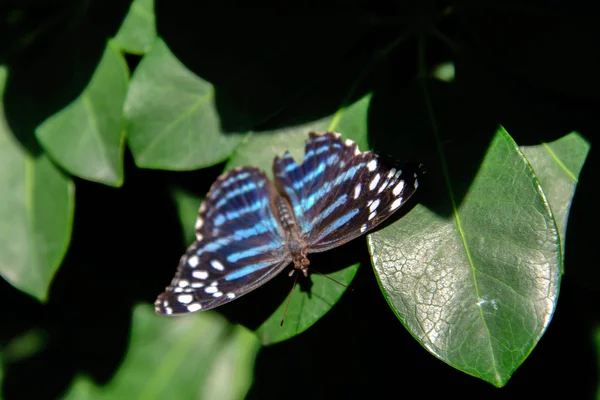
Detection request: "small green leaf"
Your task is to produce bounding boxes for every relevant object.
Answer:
[62,305,260,400]
[171,186,203,244]
[226,94,371,345]
[368,126,561,386]
[0,66,75,301]
[521,132,590,264]
[36,42,128,187]
[112,0,157,55]
[125,38,244,170]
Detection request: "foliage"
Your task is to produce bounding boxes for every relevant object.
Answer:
[0,0,597,399]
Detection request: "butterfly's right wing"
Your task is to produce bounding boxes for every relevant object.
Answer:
[273,132,421,253]
[155,167,292,315]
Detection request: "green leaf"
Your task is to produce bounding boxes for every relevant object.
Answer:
[521,132,590,265]
[0,66,75,301]
[62,305,260,400]
[36,42,128,187]
[368,126,561,387]
[112,0,157,55]
[225,94,371,345]
[124,38,244,170]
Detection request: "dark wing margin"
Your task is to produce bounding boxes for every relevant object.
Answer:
[273,132,422,253]
[155,167,291,315]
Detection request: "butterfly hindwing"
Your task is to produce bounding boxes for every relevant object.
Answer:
[155,167,291,315]
[273,132,421,252]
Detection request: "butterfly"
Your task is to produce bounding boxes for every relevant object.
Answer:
[155,132,422,315]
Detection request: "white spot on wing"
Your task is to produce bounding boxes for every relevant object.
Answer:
[192,270,208,280]
[368,211,376,220]
[165,307,173,315]
[353,183,362,199]
[191,282,204,288]
[367,159,378,172]
[369,199,380,212]
[196,233,204,241]
[210,260,225,271]
[360,224,368,233]
[178,279,189,287]
[369,174,381,190]
[226,292,235,299]
[390,198,403,210]
[377,179,390,194]
[188,256,199,268]
[205,286,218,294]
[187,303,202,312]
[177,294,194,304]
[213,291,223,298]
[195,218,204,230]
[393,181,405,196]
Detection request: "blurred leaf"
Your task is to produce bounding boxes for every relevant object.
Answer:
[112,0,157,55]
[2,329,47,363]
[124,38,244,170]
[368,126,561,387]
[226,94,371,345]
[521,132,590,264]
[63,305,260,400]
[36,42,128,187]
[0,66,75,301]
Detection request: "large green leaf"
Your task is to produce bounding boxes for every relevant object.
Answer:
[62,305,260,400]
[224,94,372,345]
[124,38,244,170]
[521,132,590,264]
[0,66,75,301]
[368,126,561,387]
[36,42,128,187]
[112,0,157,55]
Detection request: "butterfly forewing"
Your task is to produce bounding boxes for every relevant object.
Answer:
[273,132,421,252]
[155,167,291,315]
[273,132,346,235]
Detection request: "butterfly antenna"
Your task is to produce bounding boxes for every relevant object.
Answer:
[308,267,353,292]
[280,271,300,327]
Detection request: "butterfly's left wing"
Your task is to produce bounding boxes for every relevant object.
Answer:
[273,132,422,252]
[155,167,292,315]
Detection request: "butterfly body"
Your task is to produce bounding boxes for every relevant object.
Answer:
[155,132,421,316]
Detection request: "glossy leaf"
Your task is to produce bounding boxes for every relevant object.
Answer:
[368,126,561,387]
[521,132,590,262]
[112,0,157,55]
[0,66,75,301]
[62,305,260,400]
[225,94,371,345]
[124,38,244,170]
[36,42,128,187]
